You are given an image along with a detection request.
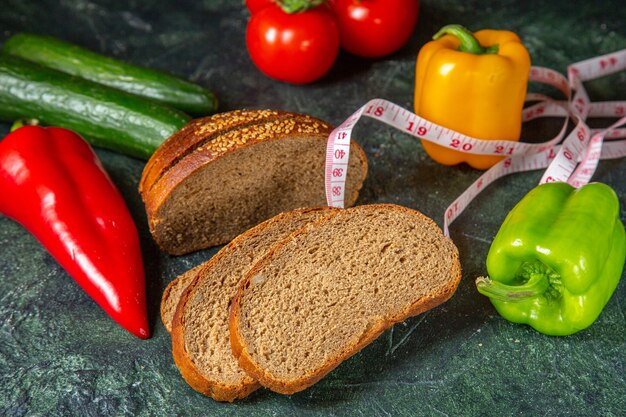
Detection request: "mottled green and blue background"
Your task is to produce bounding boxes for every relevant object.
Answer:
[0,1,625,416]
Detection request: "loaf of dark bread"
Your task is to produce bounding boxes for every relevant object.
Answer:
[229,204,462,395]
[139,110,368,255]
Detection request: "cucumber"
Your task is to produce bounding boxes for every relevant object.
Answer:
[0,55,191,160]
[3,33,218,115]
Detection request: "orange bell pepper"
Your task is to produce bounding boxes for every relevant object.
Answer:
[414,24,531,169]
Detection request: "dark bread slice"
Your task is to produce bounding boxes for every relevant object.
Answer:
[170,207,336,402]
[229,204,462,395]
[139,110,368,255]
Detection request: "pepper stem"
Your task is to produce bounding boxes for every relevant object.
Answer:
[476,273,550,302]
[433,24,499,55]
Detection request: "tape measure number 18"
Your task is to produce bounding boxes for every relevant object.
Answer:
[325,48,626,236]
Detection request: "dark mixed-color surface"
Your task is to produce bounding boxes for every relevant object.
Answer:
[1,1,625,416]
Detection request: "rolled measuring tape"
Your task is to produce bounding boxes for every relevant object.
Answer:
[325,48,626,236]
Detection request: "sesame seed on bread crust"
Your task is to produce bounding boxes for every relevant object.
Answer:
[140,110,295,196]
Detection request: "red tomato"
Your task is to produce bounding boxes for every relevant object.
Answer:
[330,0,419,58]
[246,5,340,84]
[245,0,274,14]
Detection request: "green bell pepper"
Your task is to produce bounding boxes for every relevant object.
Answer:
[476,182,626,336]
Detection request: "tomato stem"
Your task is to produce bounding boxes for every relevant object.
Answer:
[276,0,326,13]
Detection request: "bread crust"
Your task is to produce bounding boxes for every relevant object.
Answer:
[229,204,462,395]
[170,207,337,402]
[160,276,181,334]
[140,110,292,195]
[139,109,368,255]
[171,242,260,402]
[160,263,205,333]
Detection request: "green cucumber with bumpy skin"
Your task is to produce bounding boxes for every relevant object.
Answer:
[3,33,218,115]
[0,55,191,160]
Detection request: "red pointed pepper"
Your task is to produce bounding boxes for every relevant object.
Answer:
[0,126,149,339]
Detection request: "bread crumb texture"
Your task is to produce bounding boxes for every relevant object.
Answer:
[171,208,334,400]
[236,204,461,388]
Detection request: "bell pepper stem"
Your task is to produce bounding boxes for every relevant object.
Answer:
[476,273,550,302]
[433,24,499,55]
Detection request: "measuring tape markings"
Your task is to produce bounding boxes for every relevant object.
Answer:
[563,49,624,181]
[325,48,626,235]
[568,49,626,83]
[596,128,626,139]
[369,98,567,155]
[325,106,364,207]
[539,73,594,184]
[546,52,626,186]
[324,91,569,209]
[522,100,626,120]
[569,115,626,187]
[442,139,626,236]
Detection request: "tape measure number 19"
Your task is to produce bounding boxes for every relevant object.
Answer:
[325,48,626,236]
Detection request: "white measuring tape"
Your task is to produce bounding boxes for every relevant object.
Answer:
[325,48,626,236]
